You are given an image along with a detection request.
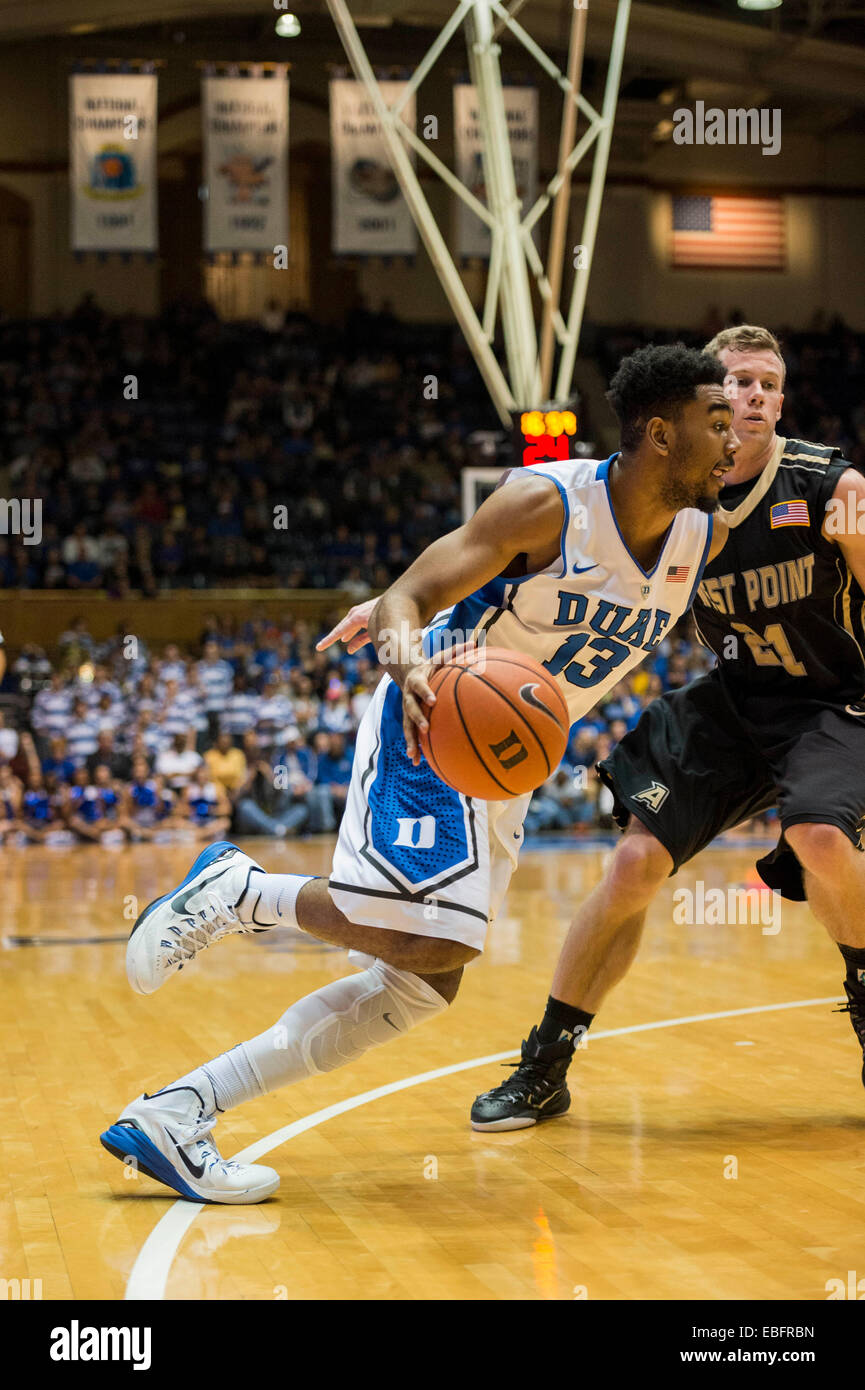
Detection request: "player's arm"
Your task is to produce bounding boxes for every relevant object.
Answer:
[707,515,729,562]
[315,475,549,658]
[823,468,865,593]
[372,474,565,762]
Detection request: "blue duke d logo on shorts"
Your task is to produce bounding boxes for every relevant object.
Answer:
[363,682,480,893]
[393,816,436,850]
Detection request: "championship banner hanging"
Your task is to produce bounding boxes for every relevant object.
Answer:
[330,78,417,256]
[202,69,289,255]
[453,84,538,260]
[70,72,158,253]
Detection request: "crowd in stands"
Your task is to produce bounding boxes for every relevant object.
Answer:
[1,299,840,840]
[0,610,749,845]
[0,302,863,599]
[0,298,498,596]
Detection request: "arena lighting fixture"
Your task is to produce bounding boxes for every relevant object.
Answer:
[275,14,302,37]
[737,0,783,10]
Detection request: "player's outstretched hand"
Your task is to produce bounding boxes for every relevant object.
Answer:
[316,597,377,655]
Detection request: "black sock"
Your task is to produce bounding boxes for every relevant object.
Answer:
[839,943,865,986]
[536,995,595,1046]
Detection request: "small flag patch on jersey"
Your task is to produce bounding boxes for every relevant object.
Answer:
[770,499,810,528]
[666,565,690,583]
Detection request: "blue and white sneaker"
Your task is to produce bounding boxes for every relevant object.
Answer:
[100,1084,280,1204]
[126,842,273,995]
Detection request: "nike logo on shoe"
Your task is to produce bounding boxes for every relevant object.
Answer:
[383,1012,400,1031]
[531,1089,565,1109]
[171,863,235,915]
[164,1125,206,1179]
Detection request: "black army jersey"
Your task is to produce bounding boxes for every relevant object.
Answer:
[695,437,865,702]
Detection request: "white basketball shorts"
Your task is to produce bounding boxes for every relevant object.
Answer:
[329,675,531,953]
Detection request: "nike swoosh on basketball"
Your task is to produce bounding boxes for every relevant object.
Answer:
[519,682,558,721]
[164,1126,206,1179]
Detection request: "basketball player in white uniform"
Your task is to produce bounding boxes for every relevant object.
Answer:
[100,345,738,1203]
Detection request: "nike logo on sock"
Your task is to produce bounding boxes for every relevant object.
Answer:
[245,886,278,929]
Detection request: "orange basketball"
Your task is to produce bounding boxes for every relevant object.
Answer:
[419,646,569,800]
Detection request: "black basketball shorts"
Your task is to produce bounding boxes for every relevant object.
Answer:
[597,670,865,901]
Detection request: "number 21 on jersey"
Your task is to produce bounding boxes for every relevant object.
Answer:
[729,621,807,676]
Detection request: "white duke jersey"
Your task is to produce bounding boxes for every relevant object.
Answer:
[432,455,714,725]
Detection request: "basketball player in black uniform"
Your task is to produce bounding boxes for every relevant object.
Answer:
[471,323,865,1128]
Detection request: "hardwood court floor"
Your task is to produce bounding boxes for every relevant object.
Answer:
[2,835,864,1302]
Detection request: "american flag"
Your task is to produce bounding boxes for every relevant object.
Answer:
[670,195,785,269]
[770,499,810,528]
[666,565,690,584]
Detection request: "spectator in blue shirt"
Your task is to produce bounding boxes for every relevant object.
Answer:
[195,640,235,741]
[307,731,354,833]
[221,672,261,741]
[42,735,76,784]
[65,699,100,765]
[32,673,73,752]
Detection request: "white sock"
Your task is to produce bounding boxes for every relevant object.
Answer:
[242,871,316,928]
[167,1044,261,1114]
[184,961,449,1109]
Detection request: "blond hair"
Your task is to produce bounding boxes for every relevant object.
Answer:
[703,324,785,384]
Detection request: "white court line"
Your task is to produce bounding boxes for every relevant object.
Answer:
[124,994,842,1300]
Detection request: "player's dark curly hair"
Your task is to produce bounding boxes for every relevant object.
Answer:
[606,343,726,453]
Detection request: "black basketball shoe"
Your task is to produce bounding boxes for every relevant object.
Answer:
[470,1026,573,1131]
[836,977,865,1086]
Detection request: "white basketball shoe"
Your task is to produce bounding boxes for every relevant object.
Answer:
[126,841,274,995]
[99,1083,280,1204]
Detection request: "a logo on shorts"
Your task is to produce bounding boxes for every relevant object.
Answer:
[392,816,436,849]
[632,780,670,812]
[845,701,865,718]
[858,970,865,987]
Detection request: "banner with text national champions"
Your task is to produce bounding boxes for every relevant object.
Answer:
[203,71,289,255]
[330,78,417,256]
[69,73,158,253]
[453,84,538,259]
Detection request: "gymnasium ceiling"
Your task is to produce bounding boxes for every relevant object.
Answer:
[5,0,865,140]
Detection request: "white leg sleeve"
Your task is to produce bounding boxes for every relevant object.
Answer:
[239,960,449,1093]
